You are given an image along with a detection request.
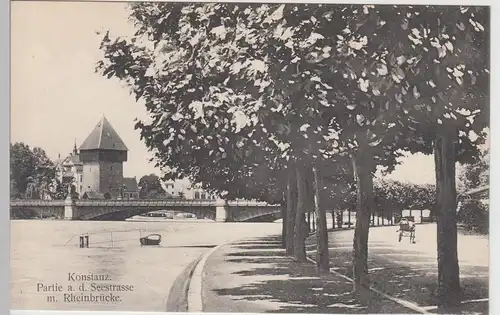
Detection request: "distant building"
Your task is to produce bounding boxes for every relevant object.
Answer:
[82,191,108,200]
[55,143,84,196]
[161,180,217,200]
[164,181,176,197]
[122,177,139,199]
[79,116,128,199]
[185,183,217,200]
[56,115,135,199]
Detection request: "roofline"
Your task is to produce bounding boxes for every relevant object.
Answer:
[79,148,127,152]
[98,116,104,149]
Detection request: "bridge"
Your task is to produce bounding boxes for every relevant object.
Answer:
[9,198,282,222]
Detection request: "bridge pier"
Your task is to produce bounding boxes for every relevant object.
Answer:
[64,196,75,220]
[215,200,231,222]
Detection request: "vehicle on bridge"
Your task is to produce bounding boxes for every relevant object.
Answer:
[397,216,416,243]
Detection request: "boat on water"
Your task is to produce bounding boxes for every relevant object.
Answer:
[126,210,198,222]
[175,212,197,219]
[126,211,173,221]
[140,234,162,246]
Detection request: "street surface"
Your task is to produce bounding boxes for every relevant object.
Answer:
[202,223,488,314]
[306,224,489,313]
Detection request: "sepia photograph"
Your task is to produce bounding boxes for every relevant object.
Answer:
[10,1,490,314]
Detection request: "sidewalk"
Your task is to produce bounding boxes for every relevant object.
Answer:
[201,235,413,313]
[305,226,489,314]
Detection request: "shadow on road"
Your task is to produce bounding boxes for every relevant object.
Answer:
[305,231,489,314]
[204,235,412,314]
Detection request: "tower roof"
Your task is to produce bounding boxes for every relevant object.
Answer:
[79,116,128,151]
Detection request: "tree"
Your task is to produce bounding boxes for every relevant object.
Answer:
[388,7,488,309]
[50,177,79,200]
[333,5,488,304]
[97,4,488,303]
[457,148,489,233]
[10,142,55,199]
[138,174,167,199]
[374,180,436,212]
[97,2,305,261]
[458,148,489,191]
[97,3,414,278]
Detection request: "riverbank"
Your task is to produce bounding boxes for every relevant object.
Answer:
[10,220,281,311]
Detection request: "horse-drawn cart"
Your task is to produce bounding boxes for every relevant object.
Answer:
[398,216,416,243]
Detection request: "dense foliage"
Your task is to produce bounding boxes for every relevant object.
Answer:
[138,173,170,198]
[10,142,55,199]
[97,3,488,308]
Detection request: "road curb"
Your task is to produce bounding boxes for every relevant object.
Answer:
[306,256,430,314]
[165,254,203,312]
[186,243,227,312]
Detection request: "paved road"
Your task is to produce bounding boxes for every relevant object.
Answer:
[306,223,489,313]
[202,236,414,313]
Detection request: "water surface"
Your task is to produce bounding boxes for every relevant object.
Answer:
[11,220,281,311]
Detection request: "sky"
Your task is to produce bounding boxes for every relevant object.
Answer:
[11,1,474,186]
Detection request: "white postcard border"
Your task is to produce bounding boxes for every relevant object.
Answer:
[5,0,498,314]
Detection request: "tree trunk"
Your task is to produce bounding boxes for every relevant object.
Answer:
[434,127,461,310]
[307,211,311,233]
[331,210,335,230]
[313,164,329,274]
[351,153,374,292]
[312,212,316,232]
[281,201,287,249]
[293,165,307,262]
[286,165,297,256]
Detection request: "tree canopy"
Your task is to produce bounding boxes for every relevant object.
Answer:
[138,173,170,199]
[97,3,489,307]
[10,142,55,198]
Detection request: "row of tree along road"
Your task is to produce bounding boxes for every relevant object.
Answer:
[96,4,487,312]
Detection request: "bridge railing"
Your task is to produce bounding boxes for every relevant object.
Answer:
[74,199,218,207]
[10,199,66,207]
[10,198,281,208]
[227,200,280,207]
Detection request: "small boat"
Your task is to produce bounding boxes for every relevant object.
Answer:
[140,234,162,246]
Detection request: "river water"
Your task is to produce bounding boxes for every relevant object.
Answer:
[10,220,281,312]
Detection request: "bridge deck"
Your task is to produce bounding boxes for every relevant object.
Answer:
[10,199,278,207]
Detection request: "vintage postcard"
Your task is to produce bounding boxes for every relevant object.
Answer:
[10,1,490,314]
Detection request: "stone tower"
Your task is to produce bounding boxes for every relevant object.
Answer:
[79,116,128,199]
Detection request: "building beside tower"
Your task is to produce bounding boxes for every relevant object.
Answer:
[54,115,217,200]
[55,116,139,199]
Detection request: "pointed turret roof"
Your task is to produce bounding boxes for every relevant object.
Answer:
[79,116,128,151]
